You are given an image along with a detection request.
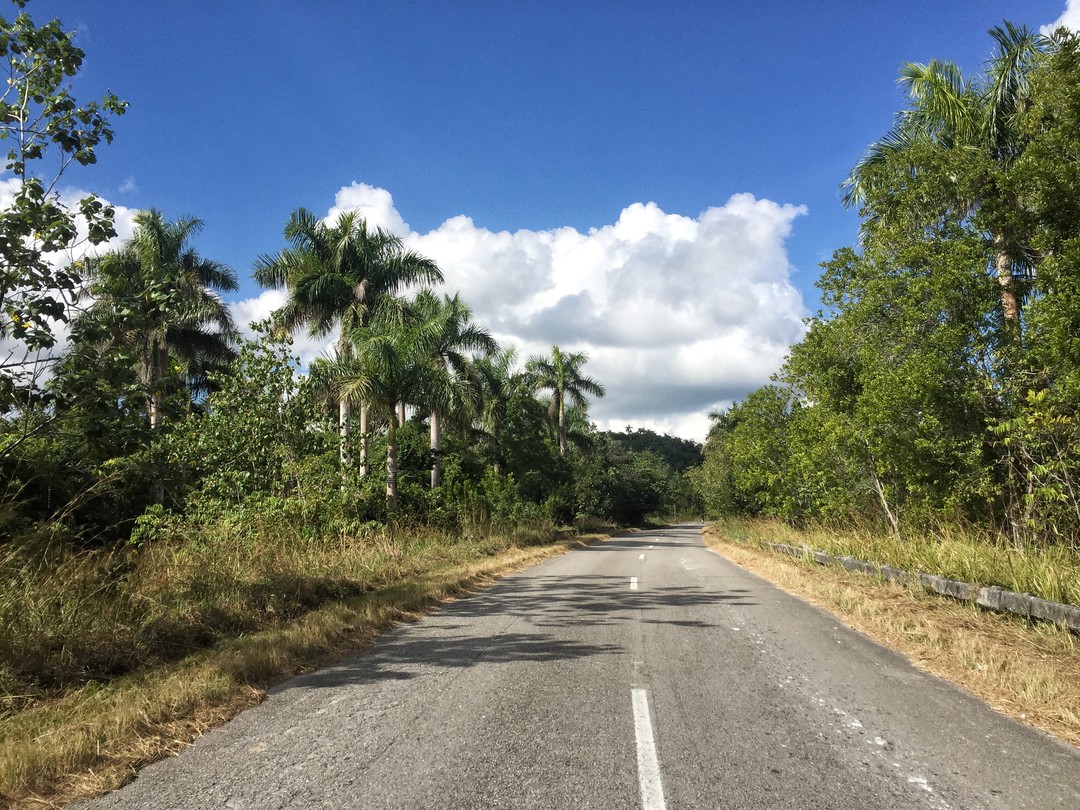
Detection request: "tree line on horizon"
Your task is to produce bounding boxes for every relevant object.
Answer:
[692,22,1080,550]
[0,2,702,557]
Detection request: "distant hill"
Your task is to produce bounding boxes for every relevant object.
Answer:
[602,427,703,472]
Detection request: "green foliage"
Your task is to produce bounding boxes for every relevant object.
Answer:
[499,391,565,499]
[449,468,551,533]
[991,389,1080,548]
[0,0,127,369]
[692,26,1080,553]
[526,345,605,457]
[164,323,329,505]
[253,208,442,340]
[603,426,702,472]
[786,210,1000,527]
[572,434,675,525]
[72,209,239,434]
[692,387,797,520]
[254,207,443,481]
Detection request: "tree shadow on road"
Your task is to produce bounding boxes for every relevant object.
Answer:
[276,575,755,691]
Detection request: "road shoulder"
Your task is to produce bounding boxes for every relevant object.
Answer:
[702,526,1080,751]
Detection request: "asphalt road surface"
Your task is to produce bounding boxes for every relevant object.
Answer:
[74,525,1080,809]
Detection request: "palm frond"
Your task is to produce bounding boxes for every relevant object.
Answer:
[984,21,1045,157]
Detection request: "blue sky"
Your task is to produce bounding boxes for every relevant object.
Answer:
[28,0,1076,440]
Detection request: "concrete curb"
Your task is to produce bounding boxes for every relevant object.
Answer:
[764,542,1080,634]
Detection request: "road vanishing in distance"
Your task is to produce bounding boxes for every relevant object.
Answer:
[74,525,1080,809]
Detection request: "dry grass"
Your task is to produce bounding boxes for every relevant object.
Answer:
[703,525,1080,750]
[15,513,1072,806]
[0,534,600,809]
[712,516,1080,605]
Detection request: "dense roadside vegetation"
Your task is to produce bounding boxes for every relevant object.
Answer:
[0,0,701,734]
[691,23,1080,590]
[5,0,1080,801]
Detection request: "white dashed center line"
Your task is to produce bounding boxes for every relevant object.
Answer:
[632,688,668,810]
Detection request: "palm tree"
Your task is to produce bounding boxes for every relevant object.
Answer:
[74,208,238,432]
[473,346,526,475]
[409,290,497,487]
[332,308,442,510]
[840,22,1051,324]
[253,209,441,472]
[526,345,605,457]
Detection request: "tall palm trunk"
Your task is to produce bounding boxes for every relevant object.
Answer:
[338,397,351,468]
[359,402,371,477]
[544,398,557,443]
[148,389,165,432]
[149,387,165,506]
[145,342,169,505]
[557,391,567,457]
[144,343,169,432]
[336,333,356,476]
[430,409,442,488]
[386,411,399,511]
[994,232,1021,323]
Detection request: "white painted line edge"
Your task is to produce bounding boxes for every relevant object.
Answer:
[630,576,639,590]
[632,688,667,810]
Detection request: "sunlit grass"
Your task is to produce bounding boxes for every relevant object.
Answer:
[710,515,1080,606]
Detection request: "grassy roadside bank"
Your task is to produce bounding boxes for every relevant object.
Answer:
[0,524,607,809]
[703,518,1080,749]
[709,516,1080,606]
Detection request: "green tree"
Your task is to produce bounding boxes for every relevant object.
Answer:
[0,0,127,398]
[333,306,446,510]
[474,351,566,508]
[573,434,673,525]
[526,345,605,457]
[166,322,328,505]
[409,290,496,488]
[253,209,441,473]
[842,22,1050,326]
[691,25,1080,545]
[472,347,524,476]
[987,31,1080,544]
[72,209,238,432]
[603,427,702,472]
[779,213,999,531]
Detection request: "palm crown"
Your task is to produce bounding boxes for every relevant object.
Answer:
[527,344,605,457]
[254,208,442,472]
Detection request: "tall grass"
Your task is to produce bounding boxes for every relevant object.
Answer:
[0,498,584,805]
[712,515,1080,607]
[0,498,565,715]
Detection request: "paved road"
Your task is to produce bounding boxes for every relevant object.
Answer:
[75,525,1080,809]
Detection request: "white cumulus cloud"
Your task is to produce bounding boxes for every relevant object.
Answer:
[230,183,809,442]
[325,182,410,236]
[1043,0,1080,34]
[230,288,335,368]
[410,192,809,442]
